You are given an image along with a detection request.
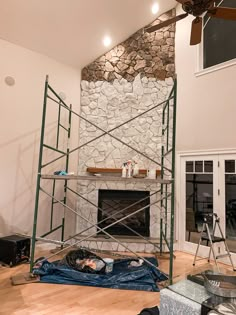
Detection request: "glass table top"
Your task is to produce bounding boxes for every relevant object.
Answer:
[167,274,236,311]
[168,279,211,305]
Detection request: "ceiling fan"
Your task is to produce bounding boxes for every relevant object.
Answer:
[146,0,236,45]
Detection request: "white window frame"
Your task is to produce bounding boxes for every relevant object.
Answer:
[177,149,236,265]
[196,48,236,77]
[195,1,236,77]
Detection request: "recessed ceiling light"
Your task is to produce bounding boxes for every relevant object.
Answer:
[103,36,112,47]
[5,76,15,86]
[151,3,159,14]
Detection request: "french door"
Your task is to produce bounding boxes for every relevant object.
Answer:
[179,153,236,264]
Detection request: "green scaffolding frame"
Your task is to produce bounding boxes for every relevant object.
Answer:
[30,75,177,284]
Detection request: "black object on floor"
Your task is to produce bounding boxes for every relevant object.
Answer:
[138,306,159,315]
[0,235,30,267]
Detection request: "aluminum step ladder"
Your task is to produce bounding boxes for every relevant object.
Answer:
[193,213,236,271]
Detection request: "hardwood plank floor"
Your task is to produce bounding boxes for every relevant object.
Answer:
[0,249,234,315]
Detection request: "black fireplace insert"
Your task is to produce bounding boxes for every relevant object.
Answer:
[97,189,150,237]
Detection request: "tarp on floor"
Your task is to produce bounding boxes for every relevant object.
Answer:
[33,257,168,292]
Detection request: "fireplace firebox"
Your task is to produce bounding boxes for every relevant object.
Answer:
[97,189,150,237]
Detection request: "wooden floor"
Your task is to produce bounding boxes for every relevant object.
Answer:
[0,249,234,315]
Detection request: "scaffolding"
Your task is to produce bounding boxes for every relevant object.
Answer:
[30,75,177,284]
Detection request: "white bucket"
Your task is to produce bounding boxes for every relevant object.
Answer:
[148,169,156,179]
[103,258,114,273]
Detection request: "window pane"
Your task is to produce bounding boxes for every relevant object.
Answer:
[195,161,203,173]
[225,160,235,173]
[203,0,236,69]
[186,161,193,173]
[186,174,213,243]
[225,174,236,253]
[204,160,213,173]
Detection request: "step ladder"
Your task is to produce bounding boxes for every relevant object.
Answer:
[193,213,236,271]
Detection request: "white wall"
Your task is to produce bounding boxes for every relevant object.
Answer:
[0,39,81,239]
[175,7,236,249]
[175,9,236,152]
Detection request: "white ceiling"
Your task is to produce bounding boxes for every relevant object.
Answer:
[0,0,176,68]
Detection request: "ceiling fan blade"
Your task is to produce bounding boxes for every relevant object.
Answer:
[208,7,236,21]
[190,17,202,45]
[146,13,188,33]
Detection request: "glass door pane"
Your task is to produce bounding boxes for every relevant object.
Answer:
[185,160,213,244]
[225,159,236,253]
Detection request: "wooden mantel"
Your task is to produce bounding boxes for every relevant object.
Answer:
[86,167,161,176]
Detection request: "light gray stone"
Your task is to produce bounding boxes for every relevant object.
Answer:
[148,82,155,88]
[81,96,90,106]
[141,77,148,84]
[82,91,89,96]
[89,101,97,110]
[89,93,100,100]
[165,77,173,86]
[95,81,103,87]
[123,82,132,93]
[144,88,152,94]
[113,80,123,93]
[81,106,90,115]
[89,82,96,89]
[133,74,143,96]
[140,94,153,107]
[97,95,108,109]
[81,80,89,91]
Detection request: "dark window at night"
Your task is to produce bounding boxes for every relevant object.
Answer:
[186,161,194,173]
[203,0,236,69]
[225,160,235,173]
[195,161,203,173]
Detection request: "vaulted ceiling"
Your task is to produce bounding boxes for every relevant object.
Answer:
[0,0,176,68]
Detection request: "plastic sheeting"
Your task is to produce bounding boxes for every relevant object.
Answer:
[33,257,168,292]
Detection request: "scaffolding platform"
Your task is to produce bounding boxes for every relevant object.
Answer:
[41,174,172,184]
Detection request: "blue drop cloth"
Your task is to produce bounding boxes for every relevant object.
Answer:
[33,257,168,292]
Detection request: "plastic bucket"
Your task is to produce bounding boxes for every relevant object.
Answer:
[148,169,156,179]
[103,258,114,273]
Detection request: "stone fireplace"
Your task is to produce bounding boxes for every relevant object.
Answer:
[97,189,150,237]
[76,179,161,253]
[76,9,176,253]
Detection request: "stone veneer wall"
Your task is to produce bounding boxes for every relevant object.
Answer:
[82,10,175,82]
[76,10,176,252]
[79,75,173,173]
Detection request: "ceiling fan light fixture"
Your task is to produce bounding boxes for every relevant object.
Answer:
[103,36,112,47]
[151,3,159,15]
[147,0,236,45]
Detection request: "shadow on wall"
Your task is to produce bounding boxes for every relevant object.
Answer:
[0,214,10,236]
[0,120,72,238]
